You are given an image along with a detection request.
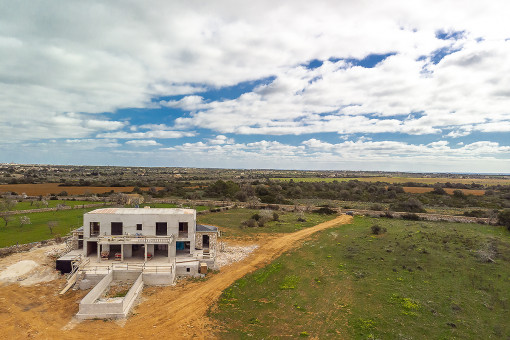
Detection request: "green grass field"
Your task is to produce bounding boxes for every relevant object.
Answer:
[0,208,98,247]
[210,216,510,339]
[198,208,336,238]
[12,200,101,211]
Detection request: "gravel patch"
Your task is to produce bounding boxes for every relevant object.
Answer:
[216,244,259,268]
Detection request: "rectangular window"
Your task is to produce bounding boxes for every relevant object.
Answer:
[111,222,123,235]
[156,222,167,236]
[178,222,188,233]
[136,224,142,231]
[90,222,100,236]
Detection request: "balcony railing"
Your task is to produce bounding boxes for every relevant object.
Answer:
[98,234,174,244]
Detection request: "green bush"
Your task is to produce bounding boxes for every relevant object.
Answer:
[371,224,387,235]
[498,209,510,230]
[401,213,421,221]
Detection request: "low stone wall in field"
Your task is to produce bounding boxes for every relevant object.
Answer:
[5,202,111,216]
[346,209,497,225]
[0,237,69,258]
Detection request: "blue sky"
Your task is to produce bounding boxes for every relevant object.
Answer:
[1,1,510,173]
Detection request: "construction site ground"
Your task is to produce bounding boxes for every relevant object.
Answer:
[0,215,351,339]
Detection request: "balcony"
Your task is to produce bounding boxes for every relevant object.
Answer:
[98,234,174,245]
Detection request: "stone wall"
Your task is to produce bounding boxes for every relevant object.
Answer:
[346,209,497,225]
[5,202,111,216]
[195,232,218,251]
[0,237,69,258]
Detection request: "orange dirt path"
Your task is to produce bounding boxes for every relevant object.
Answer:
[0,215,352,339]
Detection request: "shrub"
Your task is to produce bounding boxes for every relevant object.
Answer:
[314,206,336,215]
[371,204,384,211]
[383,211,394,218]
[371,224,387,235]
[463,210,489,218]
[453,190,466,199]
[432,186,447,195]
[498,209,510,230]
[390,198,426,213]
[243,219,258,228]
[402,213,421,221]
[272,212,280,221]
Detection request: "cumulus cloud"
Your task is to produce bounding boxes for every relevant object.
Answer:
[2,1,510,171]
[125,140,161,147]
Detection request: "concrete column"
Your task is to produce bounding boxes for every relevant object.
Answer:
[168,243,171,262]
[97,243,101,263]
[121,243,124,262]
[144,243,147,262]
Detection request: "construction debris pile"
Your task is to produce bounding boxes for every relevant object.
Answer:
[215,243,259,268]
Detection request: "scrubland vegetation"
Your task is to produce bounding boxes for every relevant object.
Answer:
[211,217,510,339]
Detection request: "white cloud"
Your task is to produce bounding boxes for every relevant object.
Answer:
[98,130,195,139]
[2,1,510,171]
[125,140,161,147]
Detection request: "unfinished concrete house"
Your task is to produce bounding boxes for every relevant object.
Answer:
[82,207,219,274]
[59,207,220,319]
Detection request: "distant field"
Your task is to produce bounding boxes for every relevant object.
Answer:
[403,187,486,196]
[211,217,510,338]
[12,200,101,211]
[138,203,212,212]
[272,176,510,186]
[198,208,336,238]
[0,183,163,196]
[0,208,96,247]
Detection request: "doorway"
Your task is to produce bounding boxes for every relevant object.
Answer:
[202,235,210,248]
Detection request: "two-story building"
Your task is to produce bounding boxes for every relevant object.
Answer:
[82,207,218,268]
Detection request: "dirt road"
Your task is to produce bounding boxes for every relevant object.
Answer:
[0,214,351,339]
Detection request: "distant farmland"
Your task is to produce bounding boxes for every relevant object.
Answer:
[403,187,486,196]
[272,176,510,186]
[0,183,163,196]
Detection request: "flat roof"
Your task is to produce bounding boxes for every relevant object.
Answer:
[85,208,195,215]
[196,224,219,232]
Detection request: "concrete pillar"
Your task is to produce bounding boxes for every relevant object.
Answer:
[123,244,132,258]
[169,238,176,258]
[144,243,147,262]
[97,243,101,263]
[121,243,124,262]
[168,243,171,262]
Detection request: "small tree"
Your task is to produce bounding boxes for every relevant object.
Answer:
[0,213,12,227]
[498,209,510,231]
[19,215,31,228]
[47,220,58,234]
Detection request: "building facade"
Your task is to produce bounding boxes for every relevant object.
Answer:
[82,207,218,266]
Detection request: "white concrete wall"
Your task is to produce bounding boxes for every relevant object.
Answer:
[176,261,200,276]
[79,272,112,305]
[122,273,143,312]
[142,273,175,285]
[83,209,197,259]
[83,210,196,239]
[77,271,144,319]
